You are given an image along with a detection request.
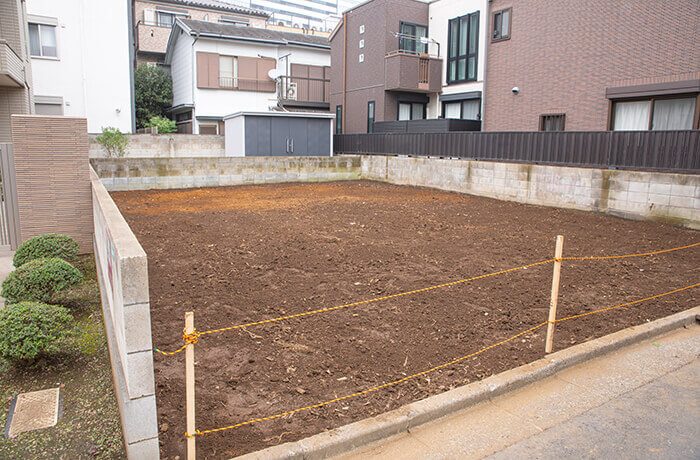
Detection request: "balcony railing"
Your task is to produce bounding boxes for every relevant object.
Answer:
[278,75,330,105]
[384,51,442,93]
[218,77,276,93]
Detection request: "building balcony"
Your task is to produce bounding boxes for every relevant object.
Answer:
[384,51,442,93]
[136,22,173,55]
[0,40,24,87]
[278,75,330,109]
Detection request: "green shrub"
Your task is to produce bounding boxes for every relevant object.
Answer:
[146,115,177,134]
[2,258,84,304]
[96,126,129,157]
[13,233,79,267]
[0,302,73,362]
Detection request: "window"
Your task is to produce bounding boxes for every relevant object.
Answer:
[28,23,57,57]
[612,96,697,131]
[443,98,481,120]
[367,101,375,133]
[540,114,566,131]
[219,55,236,88]
[399,22,428,55]
[447,12,479,83]
[199,123,218,135]
[220,15,250,26]
[492,8,511,42]
[359,54,364,63]
[35,102,63,116]
[336,105,343,134]
[359,39,364,49]
[359,25,365,34]
[398,102,425,121]
[157,11,176,27]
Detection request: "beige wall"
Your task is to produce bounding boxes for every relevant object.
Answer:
[134,0,267,57]
[10,115,93,251]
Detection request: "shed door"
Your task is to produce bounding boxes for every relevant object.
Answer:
[270,117,291,156]
[288,118,308,156]
[244,116,271,156]
[306,119,330,156]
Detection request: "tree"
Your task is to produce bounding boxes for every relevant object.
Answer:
[134,64,173,129]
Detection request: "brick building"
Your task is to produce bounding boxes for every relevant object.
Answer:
[483,0,700,131]
[134,0,269,66]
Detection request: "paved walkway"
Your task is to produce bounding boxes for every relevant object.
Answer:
[0,248,13,308]
[337,324,699,460]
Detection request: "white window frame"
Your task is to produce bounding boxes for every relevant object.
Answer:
[198,123,219,135]
[28,19,59,59]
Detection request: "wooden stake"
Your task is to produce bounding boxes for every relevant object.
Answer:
[185,311,196,460]
[545,235,564,354]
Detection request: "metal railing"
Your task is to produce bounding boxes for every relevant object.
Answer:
[218,77,276,93]
[334,130,700,173]
[418,58,429,84]
[278,75,330,104]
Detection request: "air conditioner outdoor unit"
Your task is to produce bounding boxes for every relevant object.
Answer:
[287,82,298,100]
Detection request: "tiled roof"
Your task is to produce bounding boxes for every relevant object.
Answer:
[180,19,330,48]
[156,0,269,18]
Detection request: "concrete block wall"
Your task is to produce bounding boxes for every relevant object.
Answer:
[89,134,225,158]
[91,167,159,458]
[90,156,362,191]
[361,156,700,229]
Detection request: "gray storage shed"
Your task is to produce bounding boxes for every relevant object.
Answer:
[224,111,334,157]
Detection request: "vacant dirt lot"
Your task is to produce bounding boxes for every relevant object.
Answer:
[112,181,698,459]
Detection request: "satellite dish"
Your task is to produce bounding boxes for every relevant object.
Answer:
[268,68,282,79]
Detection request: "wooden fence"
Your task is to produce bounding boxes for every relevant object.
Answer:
[334,130,700,172]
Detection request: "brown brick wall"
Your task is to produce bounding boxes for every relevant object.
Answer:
[483,0,700,131]
[10,115,93,252]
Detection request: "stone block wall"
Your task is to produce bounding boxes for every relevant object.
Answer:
[362,156,700,229]
[90,156,362,191]
[91,166,159,458]
[90,134,225,158]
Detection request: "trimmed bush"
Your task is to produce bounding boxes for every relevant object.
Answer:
[0,302,73,362]
[146,115,177,134]
[13,233,79,267]
[2,258,84,304]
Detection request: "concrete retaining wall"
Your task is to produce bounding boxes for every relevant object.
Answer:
[89,134,225,158]
[91,167,159,458]
[362,156,700,229]
[90,156,362,191]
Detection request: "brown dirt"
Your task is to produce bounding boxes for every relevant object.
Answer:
[111,180,699,459]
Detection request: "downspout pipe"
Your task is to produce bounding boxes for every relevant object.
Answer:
[342,12,347,133]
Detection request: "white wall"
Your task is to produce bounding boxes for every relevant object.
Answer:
[427,0,488,119]
[27,0,133,133]
[191,37,330,133]
[171,28,194,107]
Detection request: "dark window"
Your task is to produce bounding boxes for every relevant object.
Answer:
[175,110,192,122]
[611,95,698,130]
[28,23,57,57]
[443,98,481,120]
[157,11,176,27]
[492,8,511,42]
[540,114,566,131]
[447,12,479,83]
[399,21,428,54]
[336,105,343,134]
[367,101,375,133]
[398,102,425,121]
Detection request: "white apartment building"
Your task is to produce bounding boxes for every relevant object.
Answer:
[26,0,134,133]
[427,0,488,122]
[236,0,363,32]
[165,18,330,134]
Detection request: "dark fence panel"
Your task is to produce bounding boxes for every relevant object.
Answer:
[334,130,700,173]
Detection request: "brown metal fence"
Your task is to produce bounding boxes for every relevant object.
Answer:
[334,130,700,172]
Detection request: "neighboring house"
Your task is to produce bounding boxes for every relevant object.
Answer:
[134,0,269,67]
[483,0,700,131]
[245,0,362,32]
[427,0,488,124]
[164,19,330,134]
[0,0,33,143]
[329,0,443,134]
[26,0,134,133]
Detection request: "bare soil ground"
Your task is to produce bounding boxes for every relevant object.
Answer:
[111,181,699,459]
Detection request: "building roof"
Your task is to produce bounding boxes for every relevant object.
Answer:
[152,0,269,18]
[179,18,330,48]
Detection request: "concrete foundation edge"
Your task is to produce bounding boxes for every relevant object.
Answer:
[236,306,700,460]
[95,240,160,459]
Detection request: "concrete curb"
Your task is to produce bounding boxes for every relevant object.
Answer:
[236,306,700,460]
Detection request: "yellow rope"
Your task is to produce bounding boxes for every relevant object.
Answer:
[562,242,699,261]
[187,321,548,437]
[155,258,554,356]
[186,281,698,437]
[156,241,699,357]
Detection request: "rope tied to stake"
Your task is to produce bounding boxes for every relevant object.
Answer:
[183,328,200,346]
